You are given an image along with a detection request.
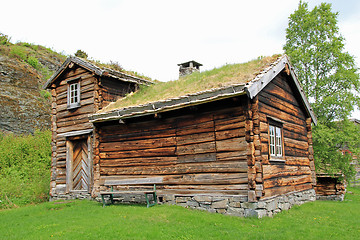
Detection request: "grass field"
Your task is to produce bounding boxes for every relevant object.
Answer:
[0,187,359,240]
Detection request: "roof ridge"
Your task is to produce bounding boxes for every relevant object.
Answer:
[43,56,152,89]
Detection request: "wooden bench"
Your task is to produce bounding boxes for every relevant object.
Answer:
[100,177,162,208]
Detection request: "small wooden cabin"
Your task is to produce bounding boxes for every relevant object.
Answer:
[43,56,152,198]
[45,55,317,217]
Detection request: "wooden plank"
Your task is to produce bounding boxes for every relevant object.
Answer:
[57,104,94,119]
[100,156,177,168]
[176,114,214,128]
[101,173,248,185]
[284,147,308,158]
[216,151,247,161]
[100,137,176,151]
[259,103,306,126]
[284,137,309,151]
[215,120,245,131]
[259,92,306,120]
[263,175,312,189]
[263,164,311,180]
[175,121,214,136]
[101,129,176,142]
[262,183,312,198]
[176,132,215,146]
[56,97,94,112]
[105,177,164,185]
[55,74,95,93]
[215,128,246,140]
[100,161,248,175]
[216,137,247,152]
[57,90,95,105]
[100,146,176,159]
[178,152,216,163]
[260,78,301,108]
[57,122,93,134]
[176,142,216,155]
[285,156,310,166]
[161,184,249,191]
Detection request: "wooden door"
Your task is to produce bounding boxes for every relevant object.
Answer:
[72,139,90,191]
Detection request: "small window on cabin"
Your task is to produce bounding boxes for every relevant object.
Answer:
[268,119,284,160]
[67,82,80,109]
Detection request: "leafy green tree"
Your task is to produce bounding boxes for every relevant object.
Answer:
[284,1,359,124]
[313,120,359,179]
[284,1,360,180]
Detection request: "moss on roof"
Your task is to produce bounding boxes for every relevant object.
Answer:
[101,54,282,112]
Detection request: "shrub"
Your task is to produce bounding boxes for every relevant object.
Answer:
[0,130,51,209]
[26,56,40,69]
[75,49,88,59]
[0,33,10,45]
[40,89,51,100]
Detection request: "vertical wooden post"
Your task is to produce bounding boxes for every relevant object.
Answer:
[92,127,101,198]
[92,76,101,198]
[50,87,57,197]
[306,118,316,186]
[246,96,263,202]
[65,140,74,193]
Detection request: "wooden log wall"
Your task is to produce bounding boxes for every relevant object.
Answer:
[97,104,250,197]
[101,77,136,108]
[246,97,263,201]
[315,176,346,196]
[258,72,314,199]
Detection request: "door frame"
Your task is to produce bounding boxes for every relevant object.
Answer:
[65,133,93,193]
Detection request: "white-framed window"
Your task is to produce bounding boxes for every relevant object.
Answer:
[67,81,80,109]
[269,123,283,157]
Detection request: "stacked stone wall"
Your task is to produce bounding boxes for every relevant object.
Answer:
[96,189,316,218]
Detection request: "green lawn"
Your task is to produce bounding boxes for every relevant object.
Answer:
[1,188,359,240]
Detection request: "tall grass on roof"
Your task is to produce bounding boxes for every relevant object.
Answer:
[102,54,281,112]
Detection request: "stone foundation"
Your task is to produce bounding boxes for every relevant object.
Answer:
[97,189,316,218]
[50,190,92,201]
[161,189,316,218]
[316,194,344,201]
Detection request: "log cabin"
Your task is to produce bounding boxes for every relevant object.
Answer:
[43,56,152,197]
[45,55,317,217]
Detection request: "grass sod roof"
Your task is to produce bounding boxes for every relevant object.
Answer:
[99,54,282,114]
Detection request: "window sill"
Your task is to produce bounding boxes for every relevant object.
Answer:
[269,158,285,164]
[67,103,81,110]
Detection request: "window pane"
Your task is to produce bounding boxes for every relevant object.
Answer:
[275,127,282,156]
[69,83,80,105]
[269,125,275,156]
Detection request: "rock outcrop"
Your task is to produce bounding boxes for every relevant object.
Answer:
[0,53,63,134]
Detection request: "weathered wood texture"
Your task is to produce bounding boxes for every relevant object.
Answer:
[258,73,314,199]
[51,66,96,191]
[97,105,249,196]
[50,65,137,196]
[101,77,136,107]
[315,176,346,196]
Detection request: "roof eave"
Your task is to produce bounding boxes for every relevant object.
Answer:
[90,84,247,123]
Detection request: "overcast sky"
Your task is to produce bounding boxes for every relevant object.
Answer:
[1,0,360,117]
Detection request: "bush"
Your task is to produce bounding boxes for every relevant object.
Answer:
[0,33,10,45]
[26,56,40,69]
[0,130,51,209]
[40,89,51,100]
[75,49,88,59]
